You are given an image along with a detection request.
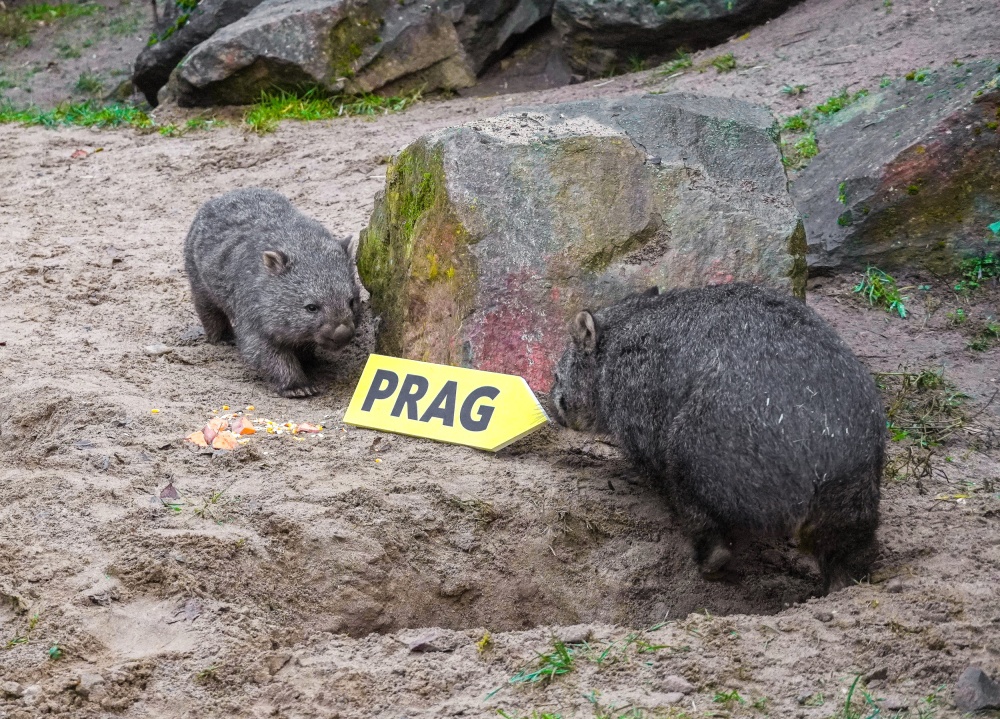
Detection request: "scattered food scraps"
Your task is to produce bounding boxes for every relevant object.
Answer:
[186,430,208,447]
[211,431,239,450]
[230,416,255,435]
[184,407,325,451]
[151,408,160,414]
[202,417,227,444]
[70,149,88,159]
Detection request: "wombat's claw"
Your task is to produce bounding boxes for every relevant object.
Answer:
[700,545,732,575]
[700,569,729,582]
[280,385,319,398]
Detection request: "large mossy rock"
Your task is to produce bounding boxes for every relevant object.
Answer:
[794,61,1000,273]
[552,0,799,77]
[134,0,266,106]
[165,0,552,106]
[357,93,805,393]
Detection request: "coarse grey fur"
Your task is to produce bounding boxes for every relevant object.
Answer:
[184,188,360,397]
[551,283,885,594]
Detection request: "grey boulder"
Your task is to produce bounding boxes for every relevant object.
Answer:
[134,0,267,106]
[792,60,1000,273]
[165,0,552,106]
[357,93,804,392]
[552,0,801,77]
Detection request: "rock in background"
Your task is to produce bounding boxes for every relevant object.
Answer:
[552,0,800,77]
[357,93,805,393]
[453,0,555,74]
[134,0,267,106]
[793,61,1000,273]
[163,0,553,107]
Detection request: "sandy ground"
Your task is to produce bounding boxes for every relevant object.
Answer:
[0,0,149,109]
[1,0,1000,717]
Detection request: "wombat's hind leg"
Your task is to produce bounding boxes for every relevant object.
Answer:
[191,291,234,344]
[813,520,877,595]
[680,505,732,578]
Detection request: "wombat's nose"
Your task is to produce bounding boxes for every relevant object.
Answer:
[321,321,355,350]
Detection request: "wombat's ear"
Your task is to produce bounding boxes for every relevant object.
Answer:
[262,250,289,275]
[339,235,353,252]
[572,311,598,354]
[643,285,660,297]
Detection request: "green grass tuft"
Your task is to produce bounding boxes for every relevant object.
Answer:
[877,368,968,447]
[782,113,809,132]
[1,86,420,135]
[244,87,422,134]
[813,88,869,117]
[905,68,931,83]
[778,88,868,169]
[0,9,31,43]
[954,253,998,293]
[2,2,98,50]
[20,2,98,21]
[654,51,692,76]
[708,52,737,73]
[781,83,808,96]
[74,71,103,94]
[713,690,745,708]
[854,267,908,318]
[0,100,152,128]
[781,132,818,169]
[509,640,576,685]
[627,55,646,73]
[968,322,1000,352]
[829,675,883,719]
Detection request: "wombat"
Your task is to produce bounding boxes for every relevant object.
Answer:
[551,283,885,593]
[184,188,360,397]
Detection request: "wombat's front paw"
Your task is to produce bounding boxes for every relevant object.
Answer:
[280,384,319,398]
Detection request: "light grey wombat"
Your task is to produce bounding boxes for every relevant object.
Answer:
[551,283,885,593]
[184,188,360,397]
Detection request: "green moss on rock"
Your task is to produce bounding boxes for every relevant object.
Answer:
[358,141,475,360]
[328,9,383,79]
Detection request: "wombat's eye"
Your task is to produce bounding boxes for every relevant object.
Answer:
[305,304,320,313]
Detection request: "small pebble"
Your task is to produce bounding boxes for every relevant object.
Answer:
[886,577,905,593]
[814,611,834,622]
[646,154,662,164]
[660,675,695,694]
[1,681,23,698]
[143,343,173,356]
[881,695,909,712]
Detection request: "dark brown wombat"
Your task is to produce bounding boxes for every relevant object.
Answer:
[184,188,360,397]
[551,283,885,593]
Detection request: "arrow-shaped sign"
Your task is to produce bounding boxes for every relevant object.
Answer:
[343,354,549,452]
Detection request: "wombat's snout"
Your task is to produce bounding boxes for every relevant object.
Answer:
[318,320,355,350]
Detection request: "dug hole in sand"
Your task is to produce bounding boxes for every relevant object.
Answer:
[1,0,1000,715]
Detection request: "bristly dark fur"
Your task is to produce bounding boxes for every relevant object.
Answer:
[184,188,360,398]
[551,283,885,594]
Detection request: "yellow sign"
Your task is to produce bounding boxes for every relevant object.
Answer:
[343,354,549,452]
